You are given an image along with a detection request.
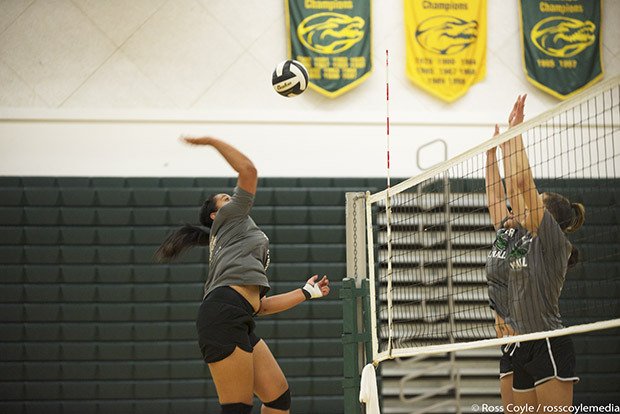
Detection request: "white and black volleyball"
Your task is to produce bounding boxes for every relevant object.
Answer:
[272,60,309,97]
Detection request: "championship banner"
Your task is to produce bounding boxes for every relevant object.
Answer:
[519,0,603,100]
[285,0,372,98]
[404,0,487,103]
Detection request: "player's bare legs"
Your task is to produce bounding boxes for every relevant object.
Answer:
[208,346,254,406]
[253,340,290,413]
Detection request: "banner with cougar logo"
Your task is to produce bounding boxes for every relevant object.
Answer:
[519,0,603,99]
[404,0,487,102]
[285,0,372,98]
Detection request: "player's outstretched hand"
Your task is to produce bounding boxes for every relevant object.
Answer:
[302,275,330,299]
[486,125,500,158]
[316,275,330,297]
[509,94,527,127]
[180,136,214,146]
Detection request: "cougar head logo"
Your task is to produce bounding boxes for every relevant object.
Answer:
[531,17,596,58]
[415,16,478,55]
[297,12,365,55]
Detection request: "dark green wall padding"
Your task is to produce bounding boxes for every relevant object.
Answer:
[0,177,618,414]
[0,177,385,414]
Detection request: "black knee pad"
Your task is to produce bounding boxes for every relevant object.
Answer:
[220,402,253,414]
[264,388,291,411]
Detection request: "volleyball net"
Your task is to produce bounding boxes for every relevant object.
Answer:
[363,75,620,364]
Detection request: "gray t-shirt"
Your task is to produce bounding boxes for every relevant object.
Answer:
[203,187,271,299]
[508,210,571,334]
[485,225,526,323]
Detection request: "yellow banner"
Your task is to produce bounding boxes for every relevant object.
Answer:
[404,0,487,102]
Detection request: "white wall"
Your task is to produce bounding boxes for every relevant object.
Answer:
[1,0,619,178]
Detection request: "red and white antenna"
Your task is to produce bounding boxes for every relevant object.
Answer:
[386,49,391,190]
[385,49,394,357]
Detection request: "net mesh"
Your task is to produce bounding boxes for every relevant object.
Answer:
[367,79,620,360]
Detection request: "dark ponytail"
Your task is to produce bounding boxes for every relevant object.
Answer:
[155,194,218,262]
[565,202,586,233]
[543,192,586,233]
[154,224,209,262]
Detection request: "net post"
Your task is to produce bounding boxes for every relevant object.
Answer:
[361,278,374,363]
[365,191,379,363]
[341,280,374,413]
[343,192,372,414]
[342,278,362,414]
[346,192,367,285]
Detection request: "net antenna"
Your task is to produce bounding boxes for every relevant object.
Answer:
[385,49,394,356]
[365,75,620,364]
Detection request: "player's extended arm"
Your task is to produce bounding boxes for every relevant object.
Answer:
[485,125,509,230]
[182,136,257,195]
[500,95,544,233]
[256,275,330,316]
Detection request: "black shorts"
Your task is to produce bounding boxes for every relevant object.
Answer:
[196,286,261,363]
[499,346,513,379]
[511,336,579,392]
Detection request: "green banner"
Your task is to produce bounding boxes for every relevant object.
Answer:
[285,0,372,98]
[519,0,603,100]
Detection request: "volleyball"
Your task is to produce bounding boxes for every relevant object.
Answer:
[272,59,309,97]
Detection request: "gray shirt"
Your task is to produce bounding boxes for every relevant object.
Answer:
[485,226,526,323]
[508,210,571,334]
[203,187,271,299]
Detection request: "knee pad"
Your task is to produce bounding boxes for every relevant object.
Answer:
[264,388,291,411]
[220,402,253,414]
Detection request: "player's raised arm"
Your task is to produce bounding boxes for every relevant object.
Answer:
[500,95,545,234]
[182,136,258,195]
[485,125,509,230]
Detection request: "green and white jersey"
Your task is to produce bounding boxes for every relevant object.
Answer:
[485,225,526,323]
[203,187,271,299]
[508,210,572,334]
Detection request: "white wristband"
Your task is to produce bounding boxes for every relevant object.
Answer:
[302,283,323,300]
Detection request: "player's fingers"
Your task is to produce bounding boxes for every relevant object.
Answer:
[512,96,521,115]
